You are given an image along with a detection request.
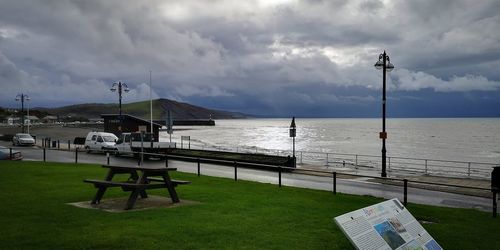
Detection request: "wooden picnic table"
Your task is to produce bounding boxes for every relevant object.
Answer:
[84,165,190,210]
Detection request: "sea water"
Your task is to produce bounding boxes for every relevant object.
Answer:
[170,118,500,164]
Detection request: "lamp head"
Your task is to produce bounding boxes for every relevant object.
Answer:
[386,62,394,72]
[374,60,384,70]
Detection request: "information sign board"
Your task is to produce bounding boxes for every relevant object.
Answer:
[334,198,442,250]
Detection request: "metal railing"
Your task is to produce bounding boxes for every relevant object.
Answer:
[185,142,497,179]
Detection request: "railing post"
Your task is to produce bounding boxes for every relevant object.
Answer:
[403,179,408,206]
[333,172,337,195]
[234,161,237,181]
[468,162,471,177]
[75,148,78,164]
[278,166,282,187]
[493,189,498,218]
[197,158,200,177]
[424,159,428,174]
[43,148,46,162]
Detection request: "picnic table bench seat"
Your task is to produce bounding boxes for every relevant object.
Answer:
[147,177,191,185]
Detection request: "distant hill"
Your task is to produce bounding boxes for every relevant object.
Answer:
[34,98,249,120]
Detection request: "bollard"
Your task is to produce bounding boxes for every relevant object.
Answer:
[165,155,169,168]
[424,160,428,174]
[43,148,46,162]
[342,160,345,167]
[325,153,329,166]
[234,161,237,181]
[403,179,408,206]
[106,152,110,165]
[57,140,60,149]
[333,172,337,195]
[75,148,78,164]
[493,189,498,218]
[68,140,71,150]
[197,158,200,176]
[9,148,12,160]
[278,167,282,187]
[42,138,44,148]
[468,162,471,177]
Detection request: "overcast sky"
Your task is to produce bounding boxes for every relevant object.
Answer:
[1,0,499,117]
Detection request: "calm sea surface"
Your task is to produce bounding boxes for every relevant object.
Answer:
[170,118,500,164]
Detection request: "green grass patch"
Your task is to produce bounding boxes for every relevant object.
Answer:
[0,161,499,249]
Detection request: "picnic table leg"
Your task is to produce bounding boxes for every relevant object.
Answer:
[91,170,115,204]
[125,171,150,210]
[162,172,180,203]
[125,189,142,210]
[129,171,148,199]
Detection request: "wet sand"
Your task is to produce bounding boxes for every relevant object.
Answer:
[0,125,101,141]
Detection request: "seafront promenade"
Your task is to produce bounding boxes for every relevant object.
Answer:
[2,140,496,213]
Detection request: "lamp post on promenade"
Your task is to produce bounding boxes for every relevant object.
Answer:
[290,117,296,167]
[15,93,30,133]
[374,51,394,178]
[110,82,130,116]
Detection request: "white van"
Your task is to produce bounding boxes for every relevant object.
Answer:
[84,132,118,153]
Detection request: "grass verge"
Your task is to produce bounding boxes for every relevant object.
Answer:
[0,161,499,249]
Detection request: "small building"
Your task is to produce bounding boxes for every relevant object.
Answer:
[7,117,20,125]
[101,114,163,139]
[25,115,39,124]
[42,115,58,123]
[89,118,104,124]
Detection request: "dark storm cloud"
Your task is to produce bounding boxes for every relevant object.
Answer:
[0,0,499,116]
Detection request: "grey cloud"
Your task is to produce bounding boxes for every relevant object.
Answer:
[0,0,499,112]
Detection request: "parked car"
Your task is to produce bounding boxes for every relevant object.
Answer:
[0,146,22,160]
[12,133,35,146]
[84,132,118,153]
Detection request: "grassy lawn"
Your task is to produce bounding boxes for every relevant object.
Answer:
[0,161,499,249]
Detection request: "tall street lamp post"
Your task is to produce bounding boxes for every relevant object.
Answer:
[110,82,130,116]
[289,117,296,167]
[15,93,30,133]
[374,51,394,178]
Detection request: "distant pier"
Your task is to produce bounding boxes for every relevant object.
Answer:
[173,119,215,126]
[153,119,215,126]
